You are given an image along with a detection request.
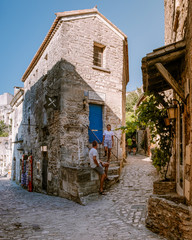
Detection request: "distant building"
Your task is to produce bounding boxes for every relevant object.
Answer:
[12,7,129,203]
[0,92,13,176]
[0,92,13,125]
[10,87,24,182]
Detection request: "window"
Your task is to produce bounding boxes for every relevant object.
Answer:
[28,117,30,134]
[93,44,105,67]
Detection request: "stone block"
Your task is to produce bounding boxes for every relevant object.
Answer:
[77,170,91,182]
[91,169,99,180]
[153,180,176,195]
[146,194,192,240]
[185,179,190,201]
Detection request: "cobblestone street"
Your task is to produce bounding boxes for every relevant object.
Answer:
[0,154,165,240]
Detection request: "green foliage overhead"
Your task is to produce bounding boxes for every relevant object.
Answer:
[136,93,169,142]
[120,120,138,137]
[121,87,143,138]
[126,87,142,112]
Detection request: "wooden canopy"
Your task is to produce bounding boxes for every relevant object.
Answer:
[142,40,186,102]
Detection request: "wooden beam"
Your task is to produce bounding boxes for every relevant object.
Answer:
[148,49,185,67]
[142,57,149,92]
[155,63,186,103]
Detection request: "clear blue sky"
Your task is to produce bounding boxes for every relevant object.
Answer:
[0,0,164,95]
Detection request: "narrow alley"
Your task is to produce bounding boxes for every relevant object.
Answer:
[0,154,165,240]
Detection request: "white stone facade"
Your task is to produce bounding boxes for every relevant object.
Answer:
[0,93,13,125]
[10,87,24,182]
[0,137,10,176]
[17,8,128,202]
[0,93,13,176]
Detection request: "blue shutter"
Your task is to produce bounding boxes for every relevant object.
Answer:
[89,104,103,143]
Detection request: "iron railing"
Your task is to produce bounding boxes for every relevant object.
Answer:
[85,125,119,162]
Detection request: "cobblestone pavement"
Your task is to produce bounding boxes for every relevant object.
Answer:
[0,154,165,240]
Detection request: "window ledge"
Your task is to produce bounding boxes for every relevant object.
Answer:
[92,65,111,73]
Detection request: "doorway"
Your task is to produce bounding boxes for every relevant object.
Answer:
[89,104,103,143]
[176,106,184,195]
[42,152,48,191]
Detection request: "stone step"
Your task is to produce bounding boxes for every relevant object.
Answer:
[109,161,120,167]
[105,174,120,189]
[108,166,120,175]
[107,174,119,181]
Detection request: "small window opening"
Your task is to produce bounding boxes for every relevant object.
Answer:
[93,44,105,67]
[28,116,30,134]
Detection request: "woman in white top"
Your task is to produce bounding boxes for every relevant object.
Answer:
[102,124,114,163]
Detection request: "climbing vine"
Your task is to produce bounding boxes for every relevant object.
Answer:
[136,92,174,180]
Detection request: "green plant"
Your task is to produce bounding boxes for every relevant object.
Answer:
[151,147,170,176]
[120,119,138,136]
[126,87,142,112]
[136,92,174,180]
[0,120,9,137]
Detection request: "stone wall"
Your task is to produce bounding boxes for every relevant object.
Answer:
[0,137,10,176]
[153,180,176,195]
[164,0,192,204]
[145,1,192,239]
[146,194,192,240]
[0,93,13,176]
[0,93,13,125]
[0,93,13,106]
[20,11,128,201]
[164,0,188,44]
[10,88,24,183]
[185,0,192,204]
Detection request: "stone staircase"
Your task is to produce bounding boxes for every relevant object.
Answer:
[88,141,121,187]
[80,144,121,205]
[99,148,121,189]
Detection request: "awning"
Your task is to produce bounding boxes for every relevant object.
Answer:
[142,40,186,102]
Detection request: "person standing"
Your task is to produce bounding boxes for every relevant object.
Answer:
[102,124,114,162]
[127,137,132,154]
[132,136,137,155]
[89,140,109,195]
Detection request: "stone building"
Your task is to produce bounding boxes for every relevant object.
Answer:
[0,137,10,176]
[10,87,24,182]
[0,92,13,176]
[0,93,13,125]
[142,0,192,239]
[13,7,129,203]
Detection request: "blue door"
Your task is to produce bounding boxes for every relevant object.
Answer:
[89,104,103,143]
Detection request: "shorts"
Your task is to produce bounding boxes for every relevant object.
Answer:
[104,140,112,149]
[94,163,104,175]
[132,144,137,148]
